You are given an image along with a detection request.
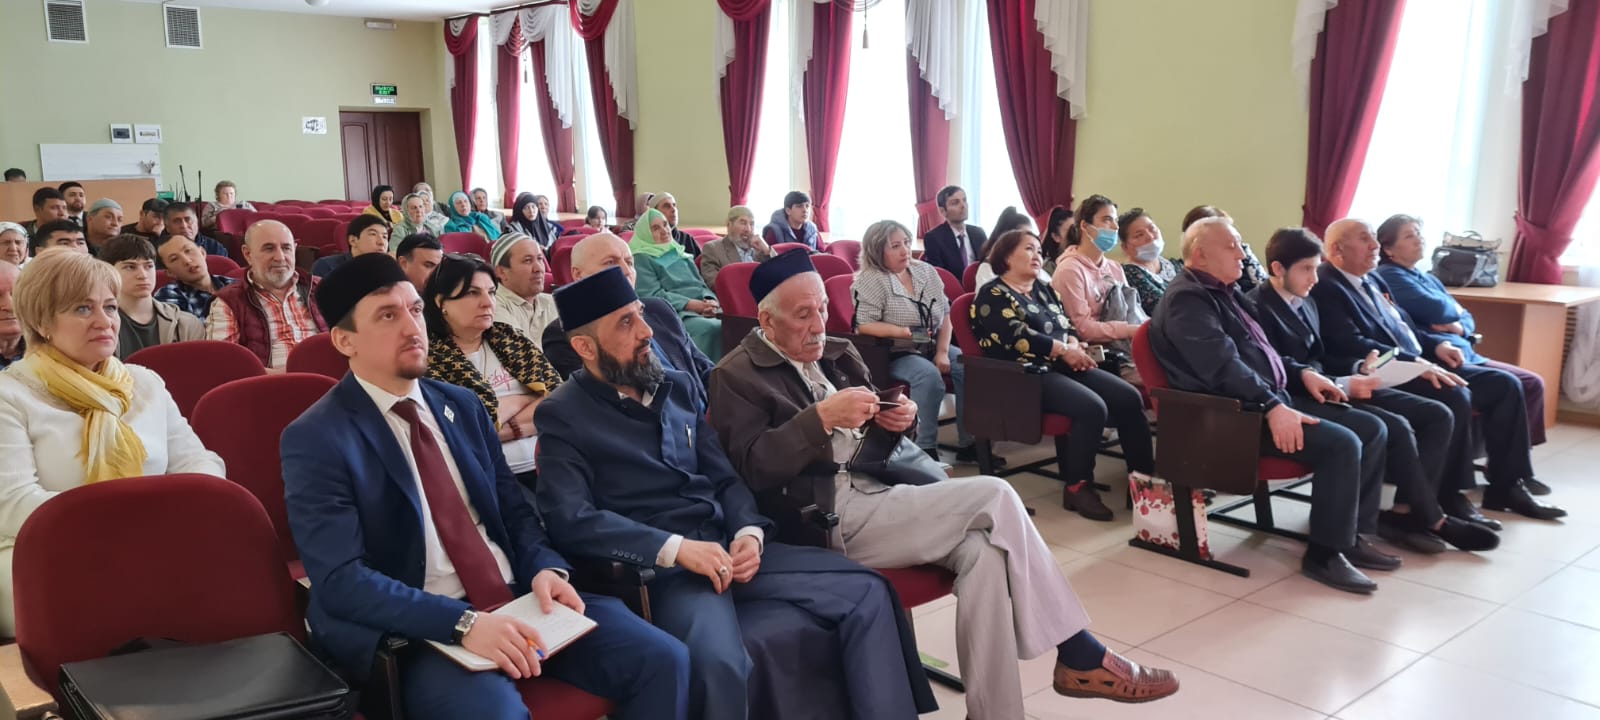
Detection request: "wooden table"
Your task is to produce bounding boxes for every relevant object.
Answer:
[1447,282,1600,427]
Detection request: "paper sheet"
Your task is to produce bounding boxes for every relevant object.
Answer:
[427,594,598,672]
[1374,359,1429,388]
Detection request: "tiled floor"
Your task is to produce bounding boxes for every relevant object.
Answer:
[911,421,1600,719]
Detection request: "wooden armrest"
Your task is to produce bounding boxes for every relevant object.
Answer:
[957,354,1044,445]
[1149,388,1265,495]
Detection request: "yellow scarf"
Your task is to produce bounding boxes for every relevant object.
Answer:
[22,345,147,483]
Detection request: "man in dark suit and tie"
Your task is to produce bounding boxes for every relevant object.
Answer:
[1247,228,1498,554]
[1312,219,1565,523]
[920,185,987,279]
[535,268,937,720]
[1152,217,1391,594]
[281,254,689,720]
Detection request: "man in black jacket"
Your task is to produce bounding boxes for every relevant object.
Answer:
[1247,228,1498,554]
[920,186,987,279]
[1151,217,1391,594]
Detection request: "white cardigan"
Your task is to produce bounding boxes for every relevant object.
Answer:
[0,362,225,551]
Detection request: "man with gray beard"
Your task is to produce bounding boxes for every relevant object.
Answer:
[205,220,328,370]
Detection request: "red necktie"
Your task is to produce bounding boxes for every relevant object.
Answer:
[391,399,514,609]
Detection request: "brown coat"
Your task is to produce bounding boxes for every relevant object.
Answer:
[709,330,902,517]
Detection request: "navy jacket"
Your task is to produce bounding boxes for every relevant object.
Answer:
[1375,261,1485,364]
[534,369,774,570]
[1311,264,1457,370]
[920,222,987,280]
[542,296,713,406]
[1246,284,1337,377]
[1151,269,1310,411]
[282,374,569,680]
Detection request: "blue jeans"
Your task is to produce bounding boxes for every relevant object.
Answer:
[889,345,970,450]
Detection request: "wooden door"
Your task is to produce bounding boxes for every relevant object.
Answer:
[340,111,424,202]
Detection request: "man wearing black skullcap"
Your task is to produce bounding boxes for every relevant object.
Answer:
[709,250,1180,717]
[535,267,936,720]
[281,254,689,720]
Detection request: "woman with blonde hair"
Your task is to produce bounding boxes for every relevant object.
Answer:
[0,249,224,634]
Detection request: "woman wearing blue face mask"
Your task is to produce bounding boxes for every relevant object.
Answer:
[1051,195,1146,384]
[1118,208,1184,316]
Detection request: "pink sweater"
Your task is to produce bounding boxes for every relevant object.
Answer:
[1051,245,1136,342]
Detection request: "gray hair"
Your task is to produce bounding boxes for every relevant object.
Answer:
[859,219,913,275]
[1181,216,1235,261]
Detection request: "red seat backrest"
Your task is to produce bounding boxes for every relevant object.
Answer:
[961,262,980,293]
[316,199,348,205]
[273,205,310,215]
[713,262,761,317]
[440,232,492,260]
[126,341,267,417]
[551,245,575,286]
[205,254,240,276]
[303,218,346,254]
[13,474,304,696]
[823,274,855,334]
[284,333,348,380]
[771,242,810,255]
[193,374,338,565]
[268,213,312,240]
[935,267,963,303]
[155,270,169,288]
[949,293,980,355]
[1131,323,1171,415]
[560,218,587,230]
[810,253,853,281]
[303,206,338,219]
[826,239,861,270]
[216,208,253,236]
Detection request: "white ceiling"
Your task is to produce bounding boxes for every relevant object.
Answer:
[119,0,511,22]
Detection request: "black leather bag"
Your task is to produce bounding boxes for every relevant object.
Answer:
[1431,231,1500,287]
[848,426,946,487]
[58,632,352,720]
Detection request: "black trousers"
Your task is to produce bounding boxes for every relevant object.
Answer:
[1399,363,1533,493]
[1039,367,1155,483]
[1357,388,1453,527]
[1260,401,1385,548]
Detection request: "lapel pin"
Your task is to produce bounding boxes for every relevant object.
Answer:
[444,407,456,423]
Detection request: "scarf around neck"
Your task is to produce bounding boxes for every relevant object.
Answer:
[22,344,148,482]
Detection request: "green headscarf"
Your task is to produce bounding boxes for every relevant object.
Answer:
[442,191,502,240]
[629,207,682,259]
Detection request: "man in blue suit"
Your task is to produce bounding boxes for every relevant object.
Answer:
[281,253,689,720]
[1313,218,1565,523]
[541,232,713,405]
[920,185,987,279]
[536,267,937,720]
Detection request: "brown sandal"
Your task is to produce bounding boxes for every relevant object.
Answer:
[1053,650,1179,703]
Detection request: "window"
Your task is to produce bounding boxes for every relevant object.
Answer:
[572,47,616,216]
[467,17,501,200]
[1348,0,1494,255]
[827,0,918,239]
[514,51,557,206]
[1563,186,1600,266]
[746,0,796,222]
[957,0,1025,233]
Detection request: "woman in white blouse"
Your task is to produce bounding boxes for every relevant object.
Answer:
[0,249,224,635]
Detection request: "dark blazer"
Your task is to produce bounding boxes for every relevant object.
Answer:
[1375,261,1485,364]
[1246,284,1335,376]
[1311,264,1455,370]
[920,222,986,279]
[281,375,569,680]
[534,368,774,571]
[542,296,714,406]
[1150,269,1310,411]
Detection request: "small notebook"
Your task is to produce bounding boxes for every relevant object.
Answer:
[427,595,599,672]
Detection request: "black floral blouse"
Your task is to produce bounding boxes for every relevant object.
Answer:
[969,277,1079,370]
[1122,257,1184,317]
[427,321,562,425]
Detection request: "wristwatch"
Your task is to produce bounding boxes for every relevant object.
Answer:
[452,609,479,644]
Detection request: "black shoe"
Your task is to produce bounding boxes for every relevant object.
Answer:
[1441,492,1503,531]
[1483,481,1568,520]
[1346,536,1402,571]
[1434,515,1501,551]
[955,445,1007,469]
[1301,552,1377,594]
[1525,477,1552,496]
[1376,512,1446,555]
[1063,483,1113,521]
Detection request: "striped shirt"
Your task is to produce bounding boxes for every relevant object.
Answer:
[204,273,320,369]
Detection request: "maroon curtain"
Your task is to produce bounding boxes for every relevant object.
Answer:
[496,20,523,209]
[1301,0,1406,238]
[986,0,1075,229]
[444,20,480,192]
[718,1,772,207]
[907,52,951,237]
[1509,2,1600,283]
[802,2,853,232]
[571,1,636,216]
[529,40,579,213]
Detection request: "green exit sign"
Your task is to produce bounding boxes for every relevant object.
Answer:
[371,84,398,97]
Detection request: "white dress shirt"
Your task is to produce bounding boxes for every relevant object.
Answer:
[354,375,515,600]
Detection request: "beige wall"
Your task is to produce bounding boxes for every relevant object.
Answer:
[634,0,731,225]
[0,0,457,204]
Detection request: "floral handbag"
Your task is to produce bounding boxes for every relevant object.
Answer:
[1129,472,1210,558]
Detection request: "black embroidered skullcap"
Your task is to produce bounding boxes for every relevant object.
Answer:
[749,248,816,303]
[315,252,409,327]
[554,266,638,330]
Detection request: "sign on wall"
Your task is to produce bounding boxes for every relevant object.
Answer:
[372,83,398,105]
[303,117,328,135]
